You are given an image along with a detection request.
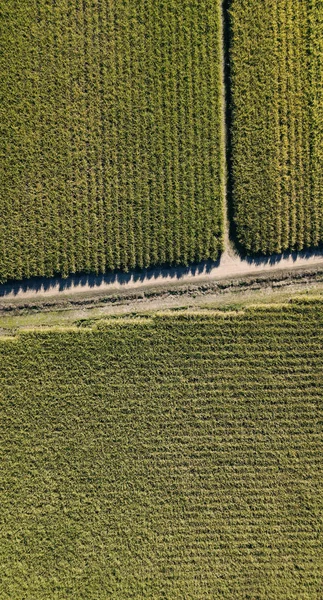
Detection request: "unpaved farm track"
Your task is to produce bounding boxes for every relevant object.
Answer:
[2,1,323,305]
[1,247,323,301]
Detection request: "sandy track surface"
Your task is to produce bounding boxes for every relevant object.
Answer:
[3,1,322,304]
[1,246,323,301]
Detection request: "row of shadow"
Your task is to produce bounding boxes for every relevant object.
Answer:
[1,248,323,298]
[1,0,323,299]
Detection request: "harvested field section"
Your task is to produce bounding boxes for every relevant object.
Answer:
[1,301,322,598]
[0,1,224,284]
[230,0,323,254]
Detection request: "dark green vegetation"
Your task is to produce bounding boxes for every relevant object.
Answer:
[1,301,322,599]
[1,0,224,283]
[230,0,323,254]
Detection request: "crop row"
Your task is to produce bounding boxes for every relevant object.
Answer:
[0,0,224,284]
[1,300,322,597]
[230,0,323,254]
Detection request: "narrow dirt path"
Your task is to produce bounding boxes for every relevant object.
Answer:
[1,247,323,300]
[1,1,323,303]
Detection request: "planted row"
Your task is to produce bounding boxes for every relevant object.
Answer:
[230,0,323,254]
[0,0,224,283]
[1,300,322,597]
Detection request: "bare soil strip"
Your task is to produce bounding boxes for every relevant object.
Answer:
[1,247,323,302]
[1,1,323,305]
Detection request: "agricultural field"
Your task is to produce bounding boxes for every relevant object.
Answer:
[0,0,224,284]
[1,301,322,598]
[230,0,323,254]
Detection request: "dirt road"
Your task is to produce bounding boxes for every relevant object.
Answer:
[1,246,323,301]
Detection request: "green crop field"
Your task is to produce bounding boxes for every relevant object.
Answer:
[1,0,224,284]
[230,0,323,255]
[1,301,322,599]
